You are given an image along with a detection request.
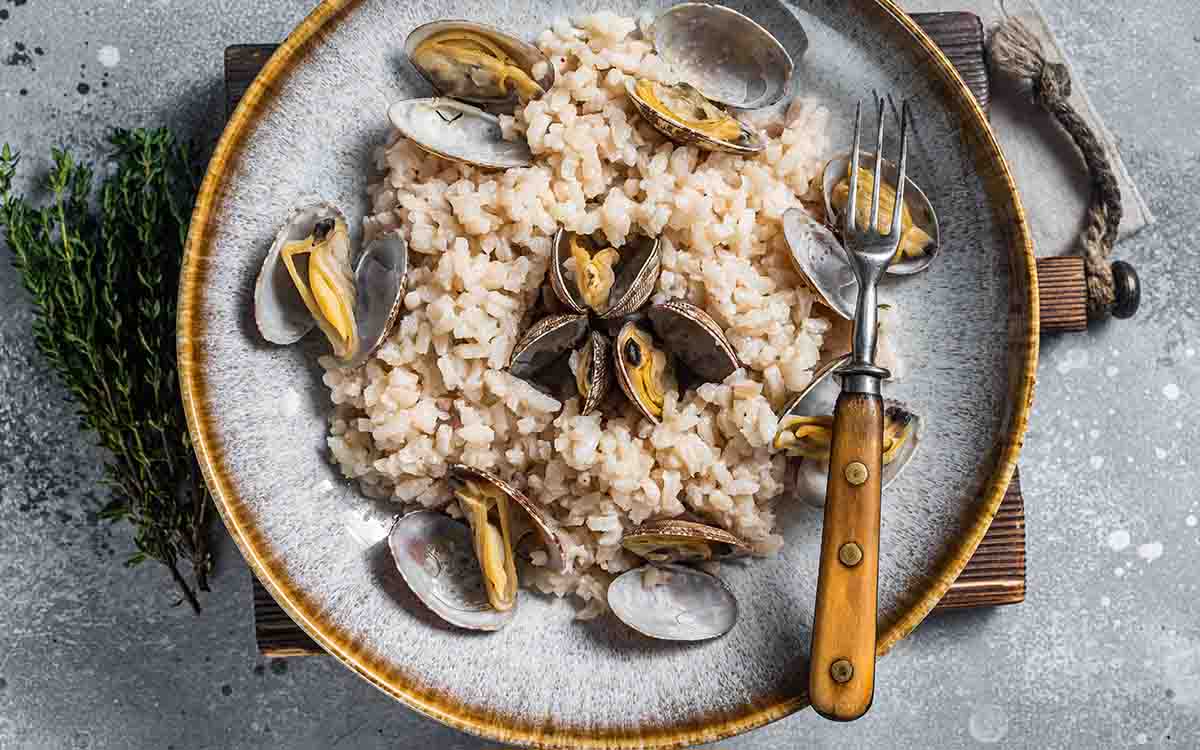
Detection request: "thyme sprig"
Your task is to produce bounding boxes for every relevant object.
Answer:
[0,129,212,612]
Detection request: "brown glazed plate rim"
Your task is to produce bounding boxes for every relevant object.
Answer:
[177,0,1038,747]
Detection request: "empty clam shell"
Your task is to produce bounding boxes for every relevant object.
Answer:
[575,331,612,416]
[254,201,344,345]
[626,79,763,154]
[343,230,409,369]
[509,313,589,381]
[388,98,533,169]
[774,355,923,507]
[615,321,671,425]
[608,564,738,641]
[820,152,941,275]
[647,299,740,383]
[449,464,570,575]
[622,519,749,563]
[405,21,555,109]
[388,510,515,631]
[650,3,797,110]
[783,208,857,320]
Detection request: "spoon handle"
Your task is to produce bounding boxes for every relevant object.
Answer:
[808,391,883,721]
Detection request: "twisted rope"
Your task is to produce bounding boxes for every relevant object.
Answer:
[989,17,1123,318]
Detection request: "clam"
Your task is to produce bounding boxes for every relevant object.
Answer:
[773,355,922,507]
[550,229,661,317]
[626,78,763,154]
[388,510,515,631]
[405,21,554,109]
[608,564,738,641]
[573,331,612,416]
[254,201,408,367]
[449,464,570,575]
[649,2,797,110]
[783,207,857,320]
[615,321,671,424]
[622,519,749,563]
[387,98,533,170]
[509,313,589,382]
[647,300,740,384]
[817,152,941,275]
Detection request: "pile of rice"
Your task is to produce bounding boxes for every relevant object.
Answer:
[324,12,868,618]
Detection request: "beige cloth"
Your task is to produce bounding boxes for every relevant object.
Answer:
[905,0,1154,256]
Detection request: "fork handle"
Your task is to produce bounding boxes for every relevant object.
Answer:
[809,391,883,721]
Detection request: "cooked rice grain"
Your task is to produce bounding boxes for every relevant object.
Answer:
[328,14,850,618]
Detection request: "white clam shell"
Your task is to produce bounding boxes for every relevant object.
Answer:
[388,98,532,170]
[650,2,798,109]
[388,510,515,631]
[608,564,738,641]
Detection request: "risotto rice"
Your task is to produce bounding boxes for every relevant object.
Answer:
[322,12,881,618]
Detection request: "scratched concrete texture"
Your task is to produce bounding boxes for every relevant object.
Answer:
[0,0,1197,748]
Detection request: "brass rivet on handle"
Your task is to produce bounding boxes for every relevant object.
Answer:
[844,461,869,485]
[839,542,863,567]
[830,659,854,683]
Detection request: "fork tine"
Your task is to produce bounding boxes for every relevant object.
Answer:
[846,101,862,234]
[870,95,885,233]
[891,99,910,239]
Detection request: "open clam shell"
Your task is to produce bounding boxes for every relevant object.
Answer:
[574,331,612,416]
[626,79,764,155]
[820,152,941,275]
[388,510,515,631]
[254,201,344,345]
[622,519,749,564]
[615,321,671,425]
[650,2,797,110]
[508,313,589,381]
[774,355,923,506]
[449,464,570,575]
[783,207,857,320]
[551,229,662,318]
[342,230,409,369]
[405,20,555,109]
[608,564,738,641]
[647,300,740,383]
[388,98,533,170]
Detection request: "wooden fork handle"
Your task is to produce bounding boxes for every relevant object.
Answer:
[809,391,884,721]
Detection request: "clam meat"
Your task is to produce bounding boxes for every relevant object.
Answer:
[626,78,763,154]
[388,98,533,170]
[254,201,409,367]
[622,519,749,564]
[405,21,554,108]
[608,564,738,641]
[773,355,922,507]
[451,473,518,612]
[817,152,941,275]
[550,229,661,318]
[615,321,670,423]
[450,464,571,575]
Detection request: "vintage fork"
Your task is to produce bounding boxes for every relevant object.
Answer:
[809,96,910,722]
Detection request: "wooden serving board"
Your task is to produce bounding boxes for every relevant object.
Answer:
[229,11,1027,657]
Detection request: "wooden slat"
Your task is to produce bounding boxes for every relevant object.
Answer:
[914,12,990,115]
[229,11,1026,658]
[1036,256,1089,333]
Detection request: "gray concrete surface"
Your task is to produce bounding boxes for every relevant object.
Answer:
[0,0,1197,748]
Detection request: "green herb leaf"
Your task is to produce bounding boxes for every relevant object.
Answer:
[1,129,212,613]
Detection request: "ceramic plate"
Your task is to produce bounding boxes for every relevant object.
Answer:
[179,0,1036,747]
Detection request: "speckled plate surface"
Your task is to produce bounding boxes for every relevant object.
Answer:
[178,1,1037,747]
